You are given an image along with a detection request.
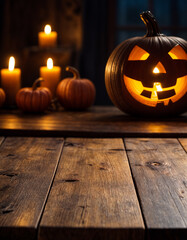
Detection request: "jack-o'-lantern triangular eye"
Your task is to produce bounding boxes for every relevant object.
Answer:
[128,45,150,60]
[168,45,187,60]
[153,62,166,73]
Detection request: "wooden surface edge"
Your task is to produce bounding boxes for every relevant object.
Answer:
[39,226,145,240]
[0,129,187,138]
[0,106,186,138]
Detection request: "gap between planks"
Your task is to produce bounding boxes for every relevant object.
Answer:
[179,138,187,152]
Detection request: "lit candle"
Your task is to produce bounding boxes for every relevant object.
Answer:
[40,58,61,97]
[1,56,21,106]
[38,24,57,47]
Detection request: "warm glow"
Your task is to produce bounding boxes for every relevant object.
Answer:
[8,56,15,71]
[154,82,163,92]
[128,45,150,61]
[168,45,187,60]
[153,67,160,73]
[140,53,150,60]
[47,58,53,69]
[151,83,163,101]
[44,24,51,34]
[153,62,166,74]
[124,44,187,107]
[168,52,178,59]
[124,75,187,107]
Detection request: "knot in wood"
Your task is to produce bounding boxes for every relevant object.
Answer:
[151,162,162,166]
[146,161,162,170]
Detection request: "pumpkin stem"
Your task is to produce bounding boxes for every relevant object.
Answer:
[32,77,44,90]
[140,11,162,37]
[66,66,80,79]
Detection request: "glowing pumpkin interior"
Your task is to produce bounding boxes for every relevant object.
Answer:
[124,45,187,107]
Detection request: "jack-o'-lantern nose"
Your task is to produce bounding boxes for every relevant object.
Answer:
[153,62,166,74]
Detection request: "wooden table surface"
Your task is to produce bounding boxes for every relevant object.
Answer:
[0,106,187,240]
[0,106,186,137]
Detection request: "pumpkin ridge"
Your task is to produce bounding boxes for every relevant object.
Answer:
[17,89,23,110]
[106,38,132,110]
[31,90,36,112]
[44,88,52,109]
[67,79,75,108]
[22,89,29,111]
[39,90,45,112]
[65,79,72,108]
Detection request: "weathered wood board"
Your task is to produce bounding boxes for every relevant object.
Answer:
[125,138,187,240]
[0,137,64,240]
[179,138,187,152]
[0,137,4,145]
[39,138,144,240]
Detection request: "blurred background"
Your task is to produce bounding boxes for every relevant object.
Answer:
[0,0,186,105]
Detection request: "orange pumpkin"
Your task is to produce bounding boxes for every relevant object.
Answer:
[16,78,52,112]
[0,88,5,108]
[105,11,187,117]
[56,66,96,110]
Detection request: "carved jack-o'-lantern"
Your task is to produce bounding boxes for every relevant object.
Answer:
[105,11,187,117]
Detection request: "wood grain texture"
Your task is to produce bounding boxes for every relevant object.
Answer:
[39,138,144,240]
[179,138,187,152]
[0,106,186,137]
[0,137,64,240]
[125,138,187,240]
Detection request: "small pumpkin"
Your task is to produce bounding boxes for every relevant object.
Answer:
[56,66,96,110]
[105,11,187,117]
[0,88,5,108]
[16,78,52,112]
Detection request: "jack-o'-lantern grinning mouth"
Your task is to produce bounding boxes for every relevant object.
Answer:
[123,76,187,107]
[140,82,175,99]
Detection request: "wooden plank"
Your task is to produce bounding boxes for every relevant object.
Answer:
[0,107,186,137]
[0,137,64,240]
[125,138,187,240]
[0,137,4,145]
[179,138,187,152]
[39,138,144,240]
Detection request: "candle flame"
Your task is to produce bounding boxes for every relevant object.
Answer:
[44,24,51,34]
[8,56,15,71]
[153,67,160,73]
[47,58,53,69]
